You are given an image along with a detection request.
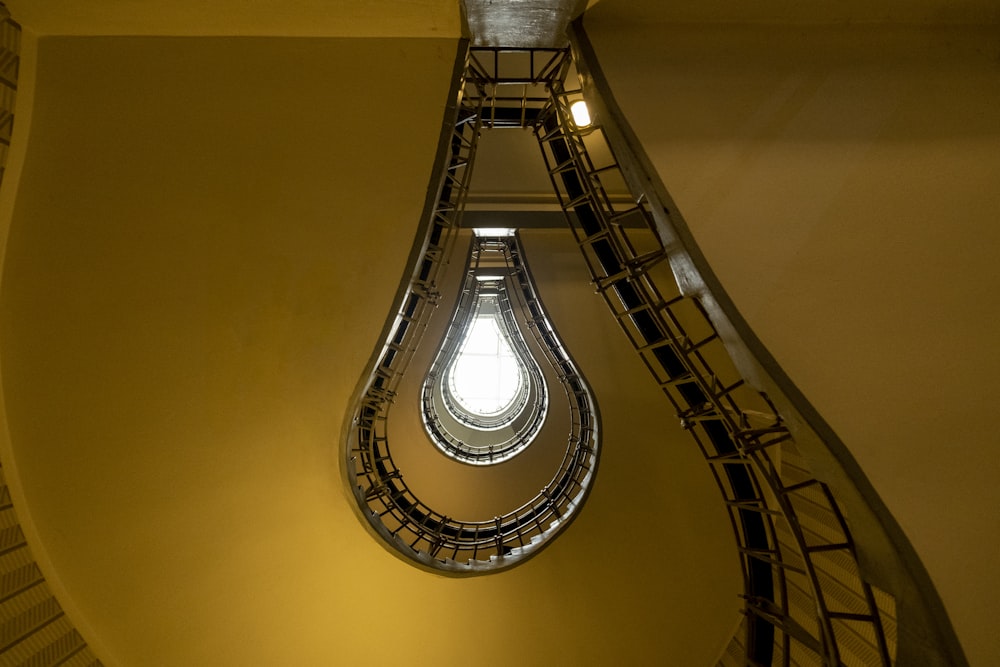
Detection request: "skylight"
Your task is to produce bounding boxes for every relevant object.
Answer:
[420,237,551,463]
[448,314,523,416]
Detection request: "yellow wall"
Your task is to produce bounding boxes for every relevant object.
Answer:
[586,14,1000,665]
[0,36,739,664]
[4,0,462,38]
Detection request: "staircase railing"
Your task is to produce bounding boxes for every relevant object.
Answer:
[537,37,898,665]
[345,46,599,574]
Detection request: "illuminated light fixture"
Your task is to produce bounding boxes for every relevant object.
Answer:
[473,227,515,237]
[421,237,551,464]
[447,311,524,417]
[570,99,591,128]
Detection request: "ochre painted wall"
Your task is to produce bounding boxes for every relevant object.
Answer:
[586,15,1000,665]
[0,36,738,665]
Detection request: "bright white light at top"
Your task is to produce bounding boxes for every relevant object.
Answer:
[570,100,591,128]
[450,315,522,415]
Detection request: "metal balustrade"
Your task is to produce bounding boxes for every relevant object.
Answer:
[344,41,912,661]
[0,4,17,187]
[538,36,899,665]
[0,3,955,661]
[345,46,599,573]
[0,461,104,666]
[349,234,598,570]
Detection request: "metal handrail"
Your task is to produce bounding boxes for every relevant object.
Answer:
[535,47,894,665]
[346,47,600,573]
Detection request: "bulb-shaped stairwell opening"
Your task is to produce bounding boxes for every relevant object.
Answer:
[344,46,600,574]
[345,37,917,665]
[449,310,523,417]
[447,305,524,420]
[423,233,550,465]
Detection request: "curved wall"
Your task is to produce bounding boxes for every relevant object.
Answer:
[585,11,1000,665]
[0,35,739,664]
